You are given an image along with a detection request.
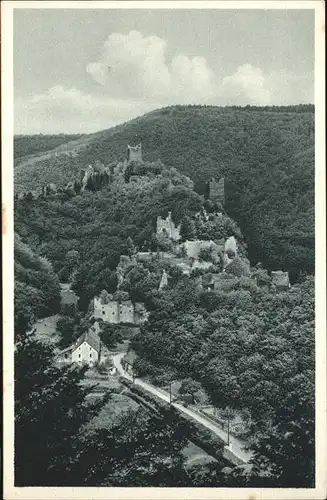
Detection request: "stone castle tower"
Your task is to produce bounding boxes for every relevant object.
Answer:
[127,144,142,163]
[208,177,225,206]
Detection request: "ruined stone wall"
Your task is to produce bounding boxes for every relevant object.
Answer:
[156,212,181,241]
[94,297,119,323]
[134,303,149,324]
[224,236,237,255]
[183,240,214,260]
[94,295,149,325]
[119,300,135,324]
[208,177,225,205]
[159,269,168,290]
[127,144,142,163]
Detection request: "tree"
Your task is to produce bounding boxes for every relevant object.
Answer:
[15,330,108,486]
[178,378,203,404]
[225,256,250,277]
[249,373,314,487]
[15,330,191,487]
[198,247,213,262]
[58,250,80,282]
[180,216,197,241]
[76,407,191,486]
[100,323,123,350]
[56,313,86,349]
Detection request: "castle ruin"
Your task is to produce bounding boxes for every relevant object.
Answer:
[127,144,142,163]
[93,291,148,325]
[208,177,225,206]
[156,211,181,241]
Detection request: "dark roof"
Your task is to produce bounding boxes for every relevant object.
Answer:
[72,329,101,353]
[61,289,79,305]
[271,271,290,288]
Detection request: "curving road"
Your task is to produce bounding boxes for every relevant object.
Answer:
[112,353,253,465]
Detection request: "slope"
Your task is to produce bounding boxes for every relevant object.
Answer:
[14,105,315,279]
[14,233,61,336]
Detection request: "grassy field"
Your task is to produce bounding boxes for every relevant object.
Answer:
[182,441,216,467]
[32,315,61,347]
[86,392,140,430]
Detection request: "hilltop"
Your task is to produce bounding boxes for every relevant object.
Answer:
[14,104,314,279]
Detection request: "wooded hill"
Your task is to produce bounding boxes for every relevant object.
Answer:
[14,157,315,487]
[14,104,314,280]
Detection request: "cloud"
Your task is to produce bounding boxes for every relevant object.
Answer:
[87,30,215,103]
[220,64,271,105]
[15,31,313,133]
[86,30,314,108]
[15,86,155,134]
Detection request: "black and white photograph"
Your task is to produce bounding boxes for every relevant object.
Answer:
[2,1,326,498]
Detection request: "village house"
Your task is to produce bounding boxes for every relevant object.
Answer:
[136,251,154,262]
[56,323,109,367]
[271,271,291,291]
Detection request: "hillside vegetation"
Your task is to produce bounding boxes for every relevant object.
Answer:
[14,158,315,487]
[130,262,314,486]
[14,134,84,161]
[14,105,314,280]
[14,234,61,337]
[14,164,204,310]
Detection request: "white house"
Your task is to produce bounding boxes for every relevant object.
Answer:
[56,327,102,367]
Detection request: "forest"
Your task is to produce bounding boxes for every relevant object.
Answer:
[129,260,315,487]
[15,164,203,310]
[14,118,315,487]
[14,234,61,338]
[14,104,314,280]
[14,133,84,161]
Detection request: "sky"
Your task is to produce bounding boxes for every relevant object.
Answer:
[14,8,315,134]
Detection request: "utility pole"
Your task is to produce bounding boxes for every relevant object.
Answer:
[227,408,230,447]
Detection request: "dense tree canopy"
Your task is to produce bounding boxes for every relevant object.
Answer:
[15,165,203,308]
[14,105,314,278]
[131,273,315,487]
[14,133,84,161]
[14,234,61,336]
[15,330,191,486]
[14,124,315,487]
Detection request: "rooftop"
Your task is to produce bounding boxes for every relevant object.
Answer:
[60,288,79,305]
